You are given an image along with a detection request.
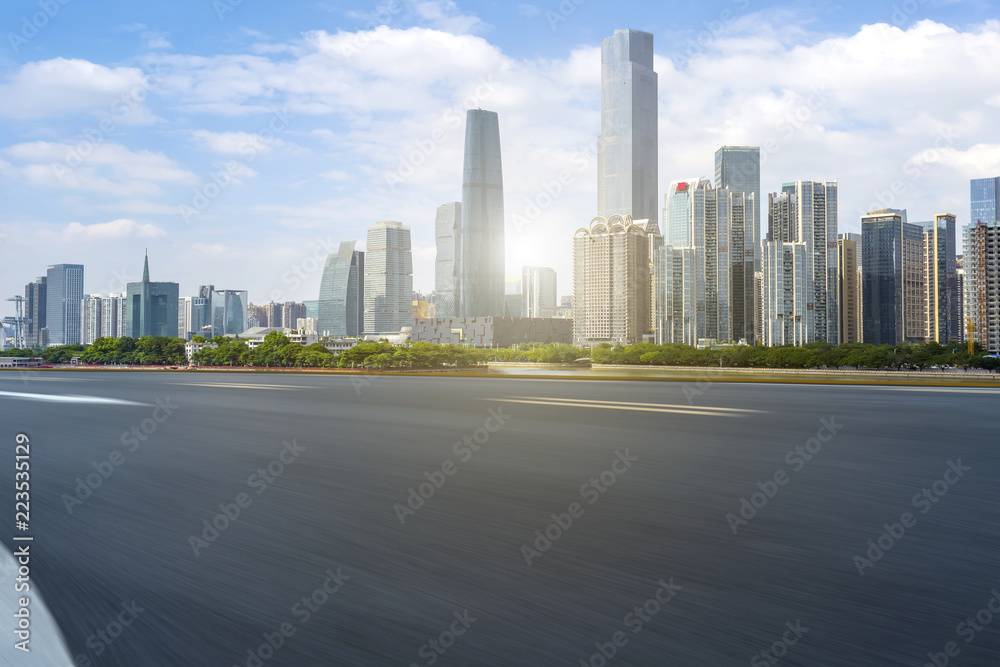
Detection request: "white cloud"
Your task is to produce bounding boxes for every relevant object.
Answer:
[62,219,167,240]
[190,129,286,154]
[0,59,153,119]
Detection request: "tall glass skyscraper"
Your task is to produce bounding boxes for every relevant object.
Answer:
[319,241,364,338]
[45,263,84,345]
[364,221,413,334]
[459,109,505,318]
[971,176,1000,225]
[598,29,657,222]
[434,202,461,319]
[715,146,761,272]
[125,254,179,338]
[862,210,924,345]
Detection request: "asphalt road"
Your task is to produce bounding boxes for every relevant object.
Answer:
[0,371,997,666]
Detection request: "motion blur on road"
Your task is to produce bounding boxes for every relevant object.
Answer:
[1,371,998,666]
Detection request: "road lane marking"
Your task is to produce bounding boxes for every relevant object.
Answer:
[168,383,300,390]
[0,391,149,406]
[856,386,1000,394]
[489,398,752,417]
[510,396,766,413]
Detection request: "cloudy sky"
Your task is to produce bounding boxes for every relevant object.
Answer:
[1,0,998,316]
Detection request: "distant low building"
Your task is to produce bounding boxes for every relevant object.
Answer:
[412,317,572,347]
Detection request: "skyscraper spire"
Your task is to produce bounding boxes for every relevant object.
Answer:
[143,249,150,282]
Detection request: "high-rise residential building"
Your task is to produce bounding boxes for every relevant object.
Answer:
[654,246,696,344]
[956,255,965,343]
[434,202,461,319]
[761,242,810,346]
[598,29,657,222]
[45,263,84,346]
[838,234,862,344]
[655,183,754,345]
[126,254,179,338]
[861,210,926,345]
[265,301,282,329]
[522,267,558,318]
[923,214,959,343]
[364,221,413,334]
[103,293,126,339]
[179,297,193,339]
[970,176,999,225]
[574,215,654,345]
[81,295,102,345]
[84,293,126,342]
[459,110,505,318]
[281,302,306,332]
[319,241,364,338]
[716,146,761,273]
[761,181,839,345]
[964,221,1000,352]
[24,277,46,347]
[248,303,269,329]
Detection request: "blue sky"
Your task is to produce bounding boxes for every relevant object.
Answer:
[1,0,998,316]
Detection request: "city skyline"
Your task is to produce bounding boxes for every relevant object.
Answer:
[1,4,997,316]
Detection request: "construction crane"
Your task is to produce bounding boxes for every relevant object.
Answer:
[5,296,25,349]
[967,317,975,356]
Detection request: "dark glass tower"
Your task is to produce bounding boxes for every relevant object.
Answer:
[125,254,179,338]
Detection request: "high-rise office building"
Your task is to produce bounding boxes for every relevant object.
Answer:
[364,221,413,334]
[923,214,959,343]
[662,179,708,246]
[434,202,461,319]
[45,263,84,346]
[24,277,46,347]
[716,146,761,273]
[574,215,654,344]
[126,254,179,338]
[459,110,505,318]
[598,29,657,222]
[964,221,1000,352]
[861,210,926,345]
[319,241,364,338]
[522,267,558,318]
[209,290,249,336]
[970,176,999,225]
[838,234,862,344]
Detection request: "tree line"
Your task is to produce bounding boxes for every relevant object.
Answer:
[2,335,997,371]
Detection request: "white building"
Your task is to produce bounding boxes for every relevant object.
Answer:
[522,266,558,318]
[364,221,413,335]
